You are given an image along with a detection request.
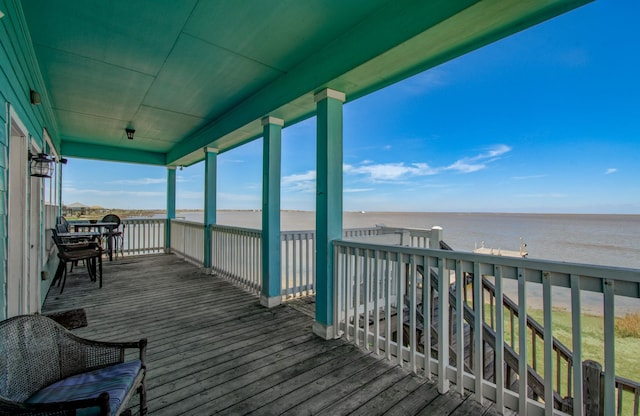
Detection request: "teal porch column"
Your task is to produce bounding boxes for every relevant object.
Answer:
[165,167,176,252]
[203,147,218,270]
[314,88,345,339]
[260,116,284,308]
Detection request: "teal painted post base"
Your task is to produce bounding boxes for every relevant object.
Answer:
[203,148,218,271]
[314,89,345,339]
[260,117,284,308]
[165,167,176,253]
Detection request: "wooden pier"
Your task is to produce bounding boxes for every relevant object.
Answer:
[42,254,510,415]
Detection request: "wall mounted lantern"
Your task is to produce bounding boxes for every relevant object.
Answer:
[30,89,41,105]
[29,152,54,178]
[126,128,135,140]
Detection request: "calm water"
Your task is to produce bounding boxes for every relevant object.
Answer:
[178,210,640,269]
[171,210,640,314]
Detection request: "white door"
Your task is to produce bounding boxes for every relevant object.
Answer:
[28,153,42,312]
[7,113,30,317]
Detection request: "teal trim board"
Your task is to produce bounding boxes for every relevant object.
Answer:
[314,89,345,337]
[260,117,283,307]
[165,167,176,249]
[203,148,217,268]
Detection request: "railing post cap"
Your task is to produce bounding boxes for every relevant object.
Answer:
[432,226,443,230]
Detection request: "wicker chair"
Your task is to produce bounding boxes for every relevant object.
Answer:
[0,314,147,415]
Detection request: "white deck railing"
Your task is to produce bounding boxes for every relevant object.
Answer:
[281,230,315,298]
[170,219,205,265]
[210,224,262,295]
[333,239,640,416]
[122,218,165,256]
[207,225,401,300]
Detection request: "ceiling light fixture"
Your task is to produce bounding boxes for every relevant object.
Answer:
[125,128,135,140]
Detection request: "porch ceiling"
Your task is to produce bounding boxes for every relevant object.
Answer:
[21,0,590,167]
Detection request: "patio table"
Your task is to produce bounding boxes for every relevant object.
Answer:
[71,221,118,261]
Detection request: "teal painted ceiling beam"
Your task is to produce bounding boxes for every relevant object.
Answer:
[166,0,591,166]
[61,141,166,166]
[166,0,480,164]
[18,0,592,167]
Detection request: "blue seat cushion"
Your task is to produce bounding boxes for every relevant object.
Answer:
[27,360,142,416]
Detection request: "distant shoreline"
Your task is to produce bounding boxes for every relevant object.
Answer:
[134,209,640,216]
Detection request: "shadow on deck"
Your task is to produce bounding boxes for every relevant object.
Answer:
[42,254,508,415]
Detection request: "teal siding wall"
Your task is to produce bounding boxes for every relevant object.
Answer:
[0,0,60,318]
[0,110,6,320]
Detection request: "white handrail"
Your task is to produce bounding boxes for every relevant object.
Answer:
[122,218,166,256]
[210,224,262,295]
[333,239,640,416]
[170,219,204,266]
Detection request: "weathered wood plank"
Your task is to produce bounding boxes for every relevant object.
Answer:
[280,359,399,416]
[348,373,428,416]
[42,254,503,416]
[383,381,440,415]
[415,390,466,416]
[316,370,410,415]
[230,350,381,415]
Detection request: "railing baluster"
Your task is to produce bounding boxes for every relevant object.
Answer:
[363,249,370,351]
[335,245,344,337]
[374,249,380,355]
[385,251,392,361]
[495,266,505,413]
[424,255,432,381]
[293,236,298,294]
[543,271,553,415]
[355,248,362,346]
[345,247,353,342]
[396,252,404,367]
[517,267,528,415]
[474,262,483,403]
[437,257,449,393]
[455,259,464,395]
[285,236,291,295]
[409,254,417,374]
[603,279,616,416]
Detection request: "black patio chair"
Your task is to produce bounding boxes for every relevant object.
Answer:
[102,214,124,259]
[51,232,103,293]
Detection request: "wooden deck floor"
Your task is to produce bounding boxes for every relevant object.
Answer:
[42,254,508,415]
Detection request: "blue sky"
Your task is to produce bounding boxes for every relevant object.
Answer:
[63,1,640,214]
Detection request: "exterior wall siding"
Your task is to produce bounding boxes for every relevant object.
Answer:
[0,0,60,318]
[0,112,6,320]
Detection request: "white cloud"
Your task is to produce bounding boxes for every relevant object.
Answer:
[344,188,374,193]
[517,193,567,198]
[348,162,438,182]
[282,170,316,192]
[109,178,165,185]
[605,168,617,175]
[282,170,316,185]
[444,144,512,173]
[62,187,164,197]
[445,160,485,173]
[512,174,546,180]
[283,144,512,192]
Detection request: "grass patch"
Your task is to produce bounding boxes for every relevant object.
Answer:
[487,306,640,415]
[615,313,640,338]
